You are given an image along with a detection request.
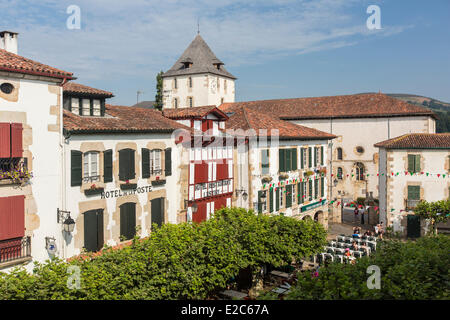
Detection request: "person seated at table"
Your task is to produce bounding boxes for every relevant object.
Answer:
[351,241,359,251]
[344,248,352,258]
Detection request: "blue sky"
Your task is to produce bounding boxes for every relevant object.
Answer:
[1,0,449,105]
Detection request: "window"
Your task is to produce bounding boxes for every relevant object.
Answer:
[151,197,165,228]
[83,151,100,182]
[308,147,312,168]
[356,146,364,154]
[308,180,313,201]
[71,98,80,115]
[314,179,318,199]
[221,97,224,104]
[261,149,269,175]
[93,99,101,116]
[298,182,304,204]
[119,149,135,181]
[258,190,267,213]
[150,149,162,175]
[174,98,178,108]
[0,122,22,159]
[0,82,14,94]
[188,77,193,88]
[279,187,285,208]
[355,162,365,181]
[120,203,136,240]
[189,97,193,107]
[82,99,90,116]
[0,195,25,242]
[337,147,343,160]
[407,186,421,209]
[286,185,293,208]
[300,148,307,169]
[174,78,177,89]
[83,209,103,252]
[279,148,297,172]
[407,154,421,173]
[320,177,324,198]
[337,167,343,179]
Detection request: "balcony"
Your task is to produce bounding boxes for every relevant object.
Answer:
[0,237,32,268]
[0,158,31,185]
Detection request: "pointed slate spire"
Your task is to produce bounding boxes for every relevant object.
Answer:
[163,34,236,79]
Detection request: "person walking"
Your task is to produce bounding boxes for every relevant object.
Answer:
[354,207,359,223]
[361,207,365,224]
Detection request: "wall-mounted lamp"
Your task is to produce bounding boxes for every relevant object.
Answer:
[57,208,75,233]
[184,200,198,213]
[235,188,248,201]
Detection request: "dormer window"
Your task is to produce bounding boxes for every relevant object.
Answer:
[181,57,193,69]
[212,58,224,70]
[63,96,106,117]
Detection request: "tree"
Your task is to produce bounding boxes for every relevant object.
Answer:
[414,199,450,235]
[154,71,164,111]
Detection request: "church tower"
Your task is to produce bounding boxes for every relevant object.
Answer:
[162,34,236,109]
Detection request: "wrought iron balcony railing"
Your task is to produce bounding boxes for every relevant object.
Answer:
[0,236,31,264]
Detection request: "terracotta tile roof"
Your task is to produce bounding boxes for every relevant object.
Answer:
[63,82,113,97]
[64,104,191,134]
[374,133,450,149]
[225,106,336,140]
[220,93,436,120]
[0,48,74,79]
[163,105,228,120]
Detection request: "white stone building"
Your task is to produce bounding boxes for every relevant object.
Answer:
[375,133,450,236]
[62,82,190,257]
[0,31,74,271]
[162,34,236,109]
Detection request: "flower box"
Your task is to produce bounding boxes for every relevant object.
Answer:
[151,179,166,186]
[278,173,289,180]
[84,187,104,196]
[261,176,273,183]
[120,183,137,190]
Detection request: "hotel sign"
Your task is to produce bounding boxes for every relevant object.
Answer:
[300,199,327,213]
[101,185,153,199]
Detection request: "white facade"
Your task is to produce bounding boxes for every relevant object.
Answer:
[291,116,436,222]
[163,74,235,109]
[62,133,183,258]
[240,137,331,227]
[378,147,450,233]
[0,72,65,271]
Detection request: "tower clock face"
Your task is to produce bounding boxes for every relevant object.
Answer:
[210,77,217,94]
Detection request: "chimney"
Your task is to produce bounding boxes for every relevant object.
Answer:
[0,31,19,54]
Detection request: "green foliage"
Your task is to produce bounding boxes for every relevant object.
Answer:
[284,235,450,300]
[154,71,164,111]
[414,199,450,234]
[0,207,326,300]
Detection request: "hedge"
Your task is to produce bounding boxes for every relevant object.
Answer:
[276,235,450,300]
[0,207,327,300]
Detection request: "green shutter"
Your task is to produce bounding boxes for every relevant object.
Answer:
[151,197,164,228]
[314,179,318,199]
[297,182,302,204]
[408,186,420,200]
[269,189,274,212]
[119,149,135,181]
[300,148,304,169]
[71,150,82,186]
[286,149,291,172]
[103,149,113,183]
[89,99,93,116]
[258,190,263,213]
[321,177,324,197]
[292,148,297,170]
[414,155,420,172]
[276,188,280,211]
[84,210,98,252]
[279,149,285,172]
[165,148,172,176]
[407,155,415,172]
[78,98,82,115]
[286,185,292,208]
[120,203,136,240]
[96,210,104,251]
[320,146,324,165]
[308,147,312,168]
[142,148,150,178]
[309,180,312,201]
[100,99,105,117]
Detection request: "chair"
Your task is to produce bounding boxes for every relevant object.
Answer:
[353,251,362,258]
[327,248,335,254]
[334,254,343,263]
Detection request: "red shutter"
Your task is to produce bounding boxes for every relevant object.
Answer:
[192,201,207,223]
[194,162,208,184]
[11,123,23,158]
[217,162,228,181]
[0,123,11,158]
[0,195,25,240]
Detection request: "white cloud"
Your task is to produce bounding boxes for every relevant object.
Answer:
[0,0,411,102]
